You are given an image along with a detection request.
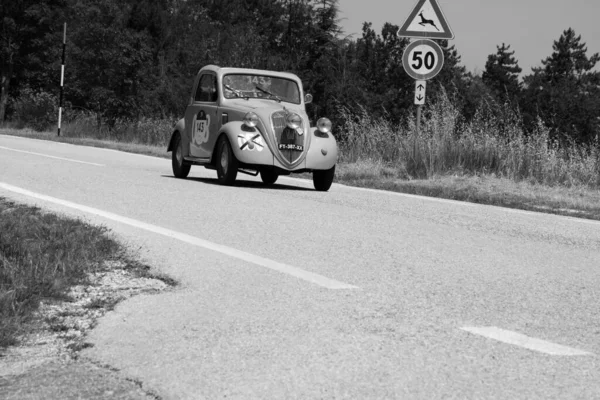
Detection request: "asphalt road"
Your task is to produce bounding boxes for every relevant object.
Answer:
[1,134,599,399]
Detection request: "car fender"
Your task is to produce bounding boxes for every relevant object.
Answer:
[167,118,190,158]
[216,122,274,166]
[305,129,337,170]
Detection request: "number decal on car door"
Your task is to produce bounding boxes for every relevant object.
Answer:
[193,110,210,145]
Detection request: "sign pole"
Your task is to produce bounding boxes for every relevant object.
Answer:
[398,0,453,162]
[416,104,421,136]
[58,22,66,137]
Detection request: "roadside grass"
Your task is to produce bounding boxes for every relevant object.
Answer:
[0,127,168,159]
[334,159,600,220]
[2,90,600,222]
[0,198,167,349]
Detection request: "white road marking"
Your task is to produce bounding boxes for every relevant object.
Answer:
[461,326,593,356]
[0,133,164,161]
[0,145,104,166]
[0,182,358,290]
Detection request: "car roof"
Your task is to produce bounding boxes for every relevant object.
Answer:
[198,65,301,82]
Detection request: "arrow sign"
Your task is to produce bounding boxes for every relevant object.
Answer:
[398,0,454,40]
[414,80,426,105]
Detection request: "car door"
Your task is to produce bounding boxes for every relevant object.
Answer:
[186,73,219,159]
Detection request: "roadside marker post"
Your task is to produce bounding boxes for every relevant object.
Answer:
[58,22,66,137]
[398,0,453,138]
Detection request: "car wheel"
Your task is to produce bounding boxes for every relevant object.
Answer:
[172,133,191,179]
[260,169,279,185]
[313,165,335,191]
[216,135,238,185]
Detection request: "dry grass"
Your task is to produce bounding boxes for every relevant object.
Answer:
[334,160,600,220]
[58,111,174,146]
[338,90,600,188]
[0,128,168,159]
[0,199,123,348]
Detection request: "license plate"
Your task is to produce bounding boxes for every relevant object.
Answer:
[278,144,304,151]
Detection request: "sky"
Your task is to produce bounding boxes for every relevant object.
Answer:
[337,0,600,77]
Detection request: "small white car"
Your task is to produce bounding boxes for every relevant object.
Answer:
[167,65,337,191]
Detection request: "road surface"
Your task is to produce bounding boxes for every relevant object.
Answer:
[1,134,599,399]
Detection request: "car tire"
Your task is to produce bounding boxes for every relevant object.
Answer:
[313,165,335,192]
[172,133,191,179]
[216,135,238,185]
[260,169,279,185]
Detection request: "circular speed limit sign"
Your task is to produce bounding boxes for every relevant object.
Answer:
[402,39,444,80]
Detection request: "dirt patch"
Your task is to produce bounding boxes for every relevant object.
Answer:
[0,260,172,398]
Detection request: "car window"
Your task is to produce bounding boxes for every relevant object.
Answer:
[222,74,301,104]
[194,74,218,102]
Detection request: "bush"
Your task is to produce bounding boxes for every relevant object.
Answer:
[61,111,173,146]
[11,87,59,131]
[337,87,600,188]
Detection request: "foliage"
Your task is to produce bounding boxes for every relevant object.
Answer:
[338,88,600,188]
[2,1,600,149]
[482,43,522,102]
[0,199,120,347]
[521,28,600,144]
[10,86,58,131]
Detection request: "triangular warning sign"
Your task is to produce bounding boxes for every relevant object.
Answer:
[398,0,454,40]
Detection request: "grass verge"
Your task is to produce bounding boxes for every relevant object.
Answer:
[2,128,600,221]
[335,160,600,220]
[0,197,172,349]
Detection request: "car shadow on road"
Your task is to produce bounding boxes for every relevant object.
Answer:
[161,175,314,192]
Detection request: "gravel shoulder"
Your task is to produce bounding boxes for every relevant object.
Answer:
[0,260,173,399]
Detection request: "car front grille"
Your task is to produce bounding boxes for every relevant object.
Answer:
[271,110,305,165]
[271,111,288,137]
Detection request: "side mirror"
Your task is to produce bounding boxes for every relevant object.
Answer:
[304,94,313,104]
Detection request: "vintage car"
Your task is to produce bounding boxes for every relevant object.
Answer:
[167,65,337,191]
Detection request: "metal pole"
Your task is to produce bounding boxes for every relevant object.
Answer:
[416,104,421,136]
[58,22,66,136]
[414,104,421,160]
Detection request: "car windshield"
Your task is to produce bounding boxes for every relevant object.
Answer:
[223,74,301,104]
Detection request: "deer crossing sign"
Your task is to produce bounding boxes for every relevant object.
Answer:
[397,0,454,40]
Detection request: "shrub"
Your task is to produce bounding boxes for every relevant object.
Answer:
[11,87,59,132]
[337,87,600,188]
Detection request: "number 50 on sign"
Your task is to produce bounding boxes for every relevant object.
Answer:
[402,39,444,81]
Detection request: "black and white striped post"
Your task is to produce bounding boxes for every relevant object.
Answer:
[57,22,66,136]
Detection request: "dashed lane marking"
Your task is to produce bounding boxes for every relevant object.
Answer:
[461,326,593,356]
[0,182,358,290]
[0,145,105,166]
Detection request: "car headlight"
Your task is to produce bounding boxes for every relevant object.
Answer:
[243,112,259,128]
[286,113,302,130]
[317,117,332,133]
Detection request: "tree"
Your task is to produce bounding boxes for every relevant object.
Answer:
[522,28,600,143]
[352,22,411,123]
[66,0,154,124]
[482,43,522,102]
[0,0,66,121]
[541,28,599,83]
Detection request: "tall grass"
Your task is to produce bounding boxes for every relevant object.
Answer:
[338,89,600,188]
[0,199,120,347]
[60,111,174,147]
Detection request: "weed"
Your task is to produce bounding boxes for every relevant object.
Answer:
[337,89,600,188]
[0,199,121,348]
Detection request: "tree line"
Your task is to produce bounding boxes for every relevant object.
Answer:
[1,0,599,145]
